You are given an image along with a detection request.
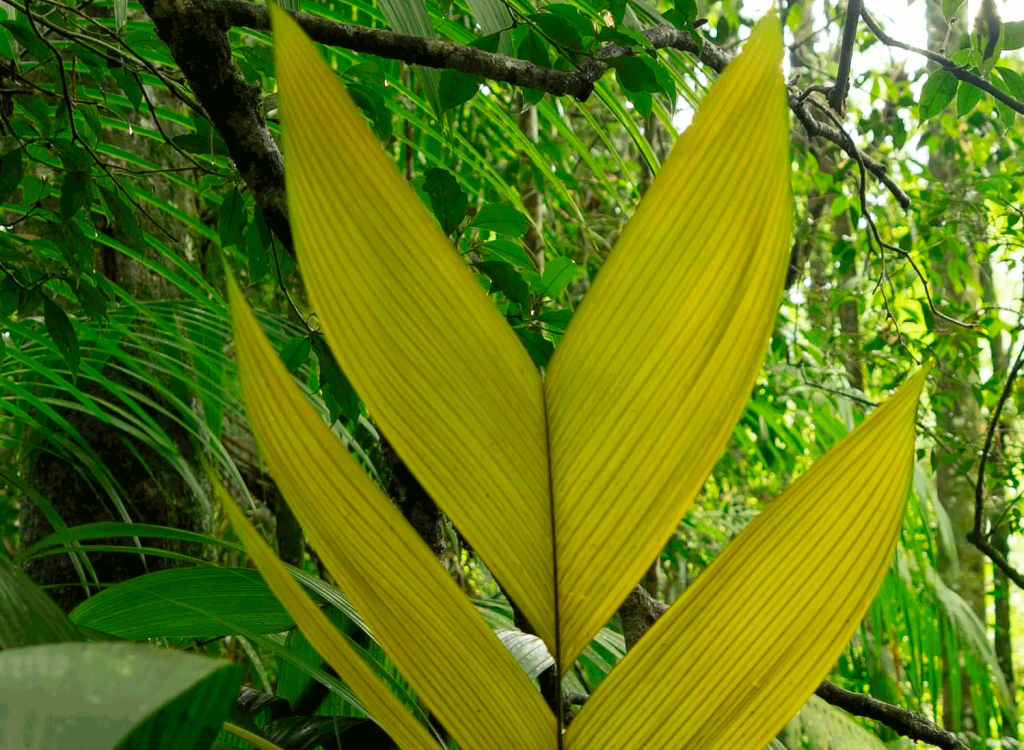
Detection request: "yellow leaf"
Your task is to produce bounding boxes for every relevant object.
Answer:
[270,4,556,646]
[226,273,554,750]
[565,368,927,750]
[220,489,441,750]
[545,14,793,668]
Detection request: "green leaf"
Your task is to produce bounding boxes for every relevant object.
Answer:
[171,132,232,159]
[243,225,268,286]
[437,70,482,114]
[0,149,23,202]
[513,26,552,69]
[479,260,531,306]
[994,66,1024,101]
[59,171,90,221]
[99,185,142,245]
[280,335,312,373]
[530,12,585,54]
[539,256,578,298]
[422,168,468,236]
[956,81,983,116]
[311,335,360,424]
[218,186,248,250]
[942,0,966,20]
[0,554,83,649]
[478,240,536,269]
[543,4,594,49]
[468,203,530,236]
[607,56,663,95]
[0,642,240,750]
[69,568,294,639]
[43,297,80,378]
[918,69,959,121]
[1005,20,1024,50]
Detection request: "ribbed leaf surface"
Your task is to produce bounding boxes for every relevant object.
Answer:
[270,6,556,648]
[221,492,440,750]
[545,15,793,668]
[565,369,927,750]
[227,274,554,750]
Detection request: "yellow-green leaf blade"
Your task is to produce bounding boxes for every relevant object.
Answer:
[566,369,927,750]
[221,493,441,750]
[226,276,555,750]
[545,14,792,669]
[270,5,555,646]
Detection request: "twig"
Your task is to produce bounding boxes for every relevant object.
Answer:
[969,343,1024,541]
[861,7,1024,115]
[828,0,861,114]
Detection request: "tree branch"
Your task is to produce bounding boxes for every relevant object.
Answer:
[966,343,1024,587]
[828,0,861,115]
[217,0,912,208]
[861,7,1024,116]
[815,681,969,750]
[138,0,293,253]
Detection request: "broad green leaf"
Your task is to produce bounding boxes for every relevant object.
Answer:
[422,168,468,236]
[0,642,239,750]
[918,69,958,121]
[1005,20,1024,50]
[43,297,80,378]
[220,478,451,750]
[545,14,792,669]
[0,149,23,202]
[69,568,294,639]
[957,81,983,116]
[539,256,578,298]
[566,369,926,750]
[59,170,90,220]
[468,203,530,236]
[0,554,83,649]
[270,6,556,647]
[225,266,554,750]
[279,335,311,373]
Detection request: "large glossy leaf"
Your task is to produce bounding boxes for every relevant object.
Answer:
[270,6,555,647]
[545,15,792,668]
[226,270,554,750]
[565,369,926,750]
[0,642,239,750]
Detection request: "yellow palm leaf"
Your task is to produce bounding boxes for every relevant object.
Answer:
[226,273,554,750]
[545,14,792,668]
[220,485,442,750]
[270,5,555,646]
[565,368,927,750]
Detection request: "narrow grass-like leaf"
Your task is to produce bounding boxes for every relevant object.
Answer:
[269,6,556,647]
[545,14,793,668]
[226,273,554,750]
[566,369,926,750]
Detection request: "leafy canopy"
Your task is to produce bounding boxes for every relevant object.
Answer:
[224,8,927,750]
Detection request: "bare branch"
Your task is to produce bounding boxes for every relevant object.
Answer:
[861,7,1024,115]
[828,0,861,114]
